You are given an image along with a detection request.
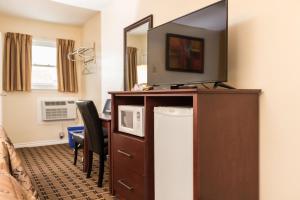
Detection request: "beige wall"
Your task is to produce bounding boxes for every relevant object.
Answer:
[100,0,300,199]
[0,13,82,145]
[81,12,102,109]
[0,33,3,125]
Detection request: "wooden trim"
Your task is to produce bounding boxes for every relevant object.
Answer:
[144,97,154,200]
[110,94,116,195]
[110,89,261,95]
[123,15,153,91]
[193,94,200,200]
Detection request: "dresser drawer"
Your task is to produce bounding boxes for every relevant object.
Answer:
[114,166,145,200]
[113,133,145,175]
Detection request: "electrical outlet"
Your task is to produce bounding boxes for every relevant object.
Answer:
[59,132,65,139]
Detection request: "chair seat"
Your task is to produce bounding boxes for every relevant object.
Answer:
[72,133,84,146]
[72,131,108,154]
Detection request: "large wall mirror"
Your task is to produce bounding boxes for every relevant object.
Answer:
[124,15,153,91]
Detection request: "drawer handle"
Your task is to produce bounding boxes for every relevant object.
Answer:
[117,149,132,158]
[118,179,133,191]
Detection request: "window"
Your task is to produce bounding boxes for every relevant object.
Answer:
[32,40,57,90]
[137,64,147,84]
[137,52,147,84]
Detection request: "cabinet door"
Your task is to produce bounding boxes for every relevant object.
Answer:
[112,133,146,199]
[113,133,145,175]
[114,166,145,200]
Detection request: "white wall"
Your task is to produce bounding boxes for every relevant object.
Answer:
[0,32,3,126]
[81,12,102,109]
[100,0,300,199]
[101,0,142,104]
[0,13,82,145]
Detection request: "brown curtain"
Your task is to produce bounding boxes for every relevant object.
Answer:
[57,39,78,93]
[3,32,32,92]
[125,47,137,90]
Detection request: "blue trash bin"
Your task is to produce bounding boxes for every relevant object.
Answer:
[67,126,84,149]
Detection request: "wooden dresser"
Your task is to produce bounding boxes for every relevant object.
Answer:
[109,89,260,200]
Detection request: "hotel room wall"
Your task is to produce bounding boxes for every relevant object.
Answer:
[100,0,300,199]
[0,13,83,145]
[81,12,102,110]
[0,33,3,126]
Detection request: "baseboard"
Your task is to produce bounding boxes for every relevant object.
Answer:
[14,139,68,148]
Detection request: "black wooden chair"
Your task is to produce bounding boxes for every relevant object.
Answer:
[76,100,108,187]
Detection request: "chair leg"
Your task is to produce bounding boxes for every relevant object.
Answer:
[87,151,93,178]
[73,142,78,165]
[98,155,105,187]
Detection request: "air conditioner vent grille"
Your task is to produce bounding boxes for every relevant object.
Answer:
[41,100,76,121]
[45,108,68,120]
[45,101,66,106]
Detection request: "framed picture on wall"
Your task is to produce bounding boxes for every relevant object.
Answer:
[166,33,204,73]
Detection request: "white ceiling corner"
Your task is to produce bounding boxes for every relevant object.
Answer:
[52,0,111,11]
[0,0,109,25]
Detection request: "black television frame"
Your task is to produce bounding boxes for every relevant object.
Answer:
[147,0,228,85]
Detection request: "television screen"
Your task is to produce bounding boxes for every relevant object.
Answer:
[148,0,227,85]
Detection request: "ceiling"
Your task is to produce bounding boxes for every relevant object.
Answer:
[52,0,110,11]
[0,0,109,25]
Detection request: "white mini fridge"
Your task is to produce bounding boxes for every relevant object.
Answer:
[154,107,193,200]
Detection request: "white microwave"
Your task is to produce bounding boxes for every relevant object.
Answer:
[118,105,145,137]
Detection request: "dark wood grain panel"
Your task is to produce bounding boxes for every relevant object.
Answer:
[110,95,116,195]
[193,94,201,200]
[114,165,145,200]
[197,93,259,200]
[109,88,261,96]
[113,133,145,176]
[109,89,260,200]
[144,97,155,200]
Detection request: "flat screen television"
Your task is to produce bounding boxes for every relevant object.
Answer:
[147,0,228,86]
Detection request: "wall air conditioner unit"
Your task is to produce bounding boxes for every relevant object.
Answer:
[41,100,76,121]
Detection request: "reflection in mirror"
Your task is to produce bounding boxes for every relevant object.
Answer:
[124,15,153,91]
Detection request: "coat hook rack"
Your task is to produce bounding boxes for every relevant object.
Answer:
[68,42,96,75]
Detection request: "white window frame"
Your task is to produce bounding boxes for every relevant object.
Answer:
[31,39,57,90]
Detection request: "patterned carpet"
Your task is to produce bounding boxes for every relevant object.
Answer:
[17,144,113,200]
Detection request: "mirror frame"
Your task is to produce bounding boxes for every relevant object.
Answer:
[123,15,153,90]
